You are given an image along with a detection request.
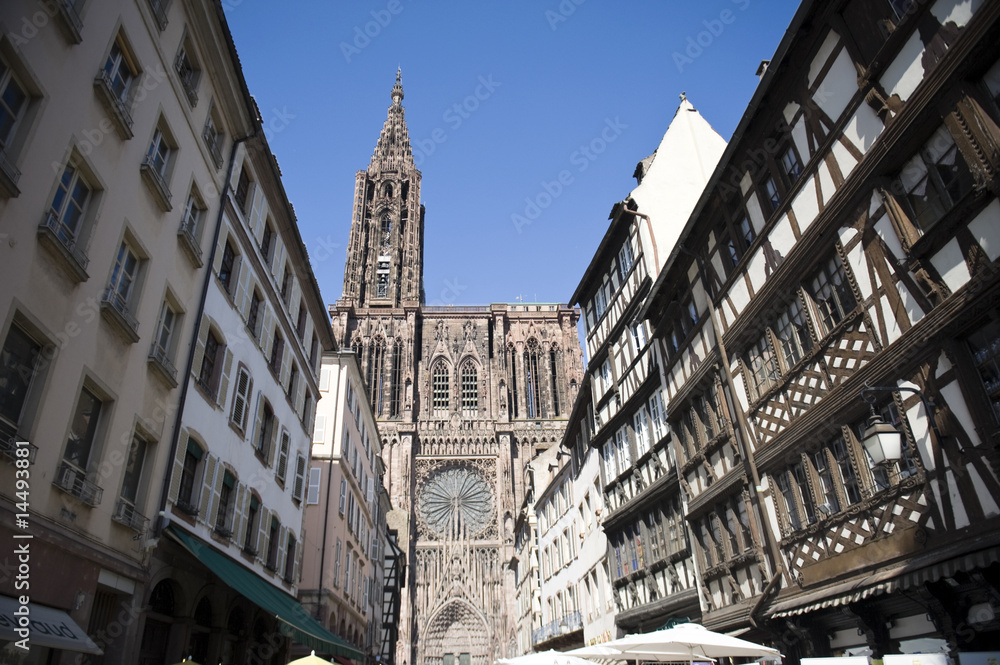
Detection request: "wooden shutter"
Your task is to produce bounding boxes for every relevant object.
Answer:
[209,465,225,529]
[233,484,248,545]
[277,525,288,577]
[212,230,229,274]
[339,478,347,514]
[293,454,306,501]
[217,348,234,408]
[256,507,270,561]
[313,414,326,444]
[267,422,280,467]
[250,393,263,452]
[198,455,218,520]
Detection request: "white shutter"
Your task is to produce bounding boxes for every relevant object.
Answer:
[333,538,341,587]
[293,454,306,501]
[320,367,331,391]
[168,435,186,502]
[312,414,326,444]
[209,466,226,530]
[277,525,288,578]
[232,369,251,429]
[307,467,321,504]
[339,478,347,514]
[249,393,263,452]
[257,508,270,561]
[198,455,218,519]
[233,484,248,544]
[217,347,234,407]
[191,318,210,381]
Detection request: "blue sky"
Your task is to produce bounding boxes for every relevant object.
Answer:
[223,0,801,308]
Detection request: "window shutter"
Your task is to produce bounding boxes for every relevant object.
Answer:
[232,369,251,429]
[191,319,210,381]
[250,393,263,452]
[313,415,326,444]
[307,467,321,504]
[333,538,341,586]
[267,422,280,467]
[339,478,347,515]
[293,454,306,501]
[320,367,330,391]
[198,455,218,520]
[233,483,248,544]
[168,435,186,502]
[236,272,252,317]
[209,465,226,529]
[277,525,288,576]
[261,308,274,352]
[256,508,270,561]
[367,477,374,505]
[279,350,290,385]
[217,347,234,407]
[276,432,289,481]
[212,232,229,274]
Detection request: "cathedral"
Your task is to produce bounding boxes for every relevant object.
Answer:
[329,72,585,665]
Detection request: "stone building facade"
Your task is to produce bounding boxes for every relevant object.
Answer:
[329,72,585,665]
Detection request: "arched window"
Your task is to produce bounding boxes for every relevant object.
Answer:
[380,215,391,248]
[389,340,403,418]
[508,344,519,419]
[432,363,449,414]
[370,337,386,415]
[549,347,560,417]
[461,361,478,413]
[524,339,541,419]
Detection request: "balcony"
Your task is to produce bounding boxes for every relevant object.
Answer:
[0,148,21,198]
[53,461,103,506]
[93,70,135,140]
[532,610,582,646]
[148,344,179,388]
[147,0,169,30]
[112,497,150,532]
[177,216,203,267]
[55,0,83,44]
[175,54,199,107]
[140,155,173,211]
[37,211,89,282]
[0,420,37,465]
[175,497,199,517]
[100,286,140,343]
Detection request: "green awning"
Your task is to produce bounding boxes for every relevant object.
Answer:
[168,527,363,660]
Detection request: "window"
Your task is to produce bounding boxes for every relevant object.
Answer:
[310,333,319,369]
[432,363,449,413]
[780,145,802,180]
[737,214,755,248]
[307,467,321,505]
[215,472,235,535]
[266,517,279,571]
[618,241,634,282]
[745,334,779,399]
[202,104,224,169]
[119,430,148,507]
[773,297,810,368]
[141,121,176,209]
[292,454,306,501]
[461,361,478,412]
[260,221,275,266]
[247,290,262,340]
[593,285,607,319]
[0,322,43,437]
[255,402,274,460]
[896,125,975,234]
[276,432,290,482]
[234,165,252,215]
[218,239,237,295]
[44,161,93,267]
[284,533,297,582]
[760,174,781,211]
[231,368,252,432]
[338,477,347,514]
[174,39,200,106]
[0,55,30,195]
[280,266,292,305]
[197,330,221,395]
[287,364,298,401]
[633,407,651,456]
[63,387,103,472]
[177,439,203,512]
[103,239,143,336]
[244,495,260,554]
[614,426,631,472]
[808,253,857,335]
[96,33,139,136]
[145,125,172,180]
[648,392,667,444]
[301,393,313,430]
[524,341,541,418]
[178,188,206,263]
[333,538,342,586]
[270,330,284,375]
[968,320,1000,425]
[296,301,307,340]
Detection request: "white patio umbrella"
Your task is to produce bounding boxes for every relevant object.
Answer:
[566,644,716,662]
[495,650,602,665]
[603,623,781,660]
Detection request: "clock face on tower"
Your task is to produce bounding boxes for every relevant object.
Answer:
[418,465,493,539]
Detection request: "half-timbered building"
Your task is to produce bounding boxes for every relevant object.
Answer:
[639,0,1000,658]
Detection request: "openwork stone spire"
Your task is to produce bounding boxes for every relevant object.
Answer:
[370,69,414,173]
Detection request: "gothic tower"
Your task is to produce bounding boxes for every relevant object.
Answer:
[331,73,584,665]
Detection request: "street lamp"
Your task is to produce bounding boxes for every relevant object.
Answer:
[859,384,954,465]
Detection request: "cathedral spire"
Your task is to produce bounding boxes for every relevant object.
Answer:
[370,69,413,172]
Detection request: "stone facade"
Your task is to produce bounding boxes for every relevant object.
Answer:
[330,72,585,665]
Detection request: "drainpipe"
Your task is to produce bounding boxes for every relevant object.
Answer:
[154,126,259,538]
[315,353,344,620]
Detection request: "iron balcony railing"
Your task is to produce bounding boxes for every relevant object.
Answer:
[38,211,90,271]
[0,419,37,465]
[148,344,178,382]
[112,497,149,532]
[101,286,140,335]
[54,461,103,506]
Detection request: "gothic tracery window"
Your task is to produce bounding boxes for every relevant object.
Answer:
[524,339,541,419]
[389,340,403,418]
[461,361,478,413]
[433,362,449,414]
[370,337,385,414]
